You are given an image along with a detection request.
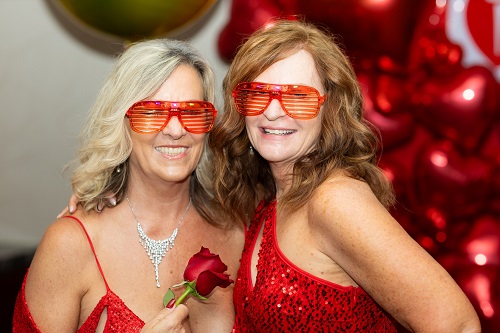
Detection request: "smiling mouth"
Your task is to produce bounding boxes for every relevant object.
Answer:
[155,147,188,156]
[262,128,295,135]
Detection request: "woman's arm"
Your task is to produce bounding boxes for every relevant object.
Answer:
[309,177,481,332]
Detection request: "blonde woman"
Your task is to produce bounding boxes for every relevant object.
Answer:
[13,38,243,333]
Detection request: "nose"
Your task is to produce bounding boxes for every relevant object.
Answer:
[161,114,186,139]
[262,97,287,121]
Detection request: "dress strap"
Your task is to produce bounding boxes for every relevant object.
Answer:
[64,215,110,291]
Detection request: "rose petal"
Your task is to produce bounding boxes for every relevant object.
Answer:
[184,247,228,281]
[199,246,211,255]
[195,270,234,296]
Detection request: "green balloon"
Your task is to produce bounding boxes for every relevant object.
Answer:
[56,0,217,40]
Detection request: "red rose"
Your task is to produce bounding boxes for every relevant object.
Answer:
[184,247,234,296]
[163,247,234,307]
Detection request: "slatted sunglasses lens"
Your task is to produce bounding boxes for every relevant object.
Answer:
[233,82,324,119]
[127,101,216,134]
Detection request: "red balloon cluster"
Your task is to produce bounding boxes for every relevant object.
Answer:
[218,0,500,330]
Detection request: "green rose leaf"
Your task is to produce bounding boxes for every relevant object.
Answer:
[163,288,175,307]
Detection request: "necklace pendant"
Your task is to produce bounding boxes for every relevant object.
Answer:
[127,196,191,288]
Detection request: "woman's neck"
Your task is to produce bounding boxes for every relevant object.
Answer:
[270,162,293,200]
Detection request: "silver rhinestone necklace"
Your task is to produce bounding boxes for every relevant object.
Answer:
[126,196,191,288]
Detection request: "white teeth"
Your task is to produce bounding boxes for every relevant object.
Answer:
[263,129,294,135]
[155,147,187,156]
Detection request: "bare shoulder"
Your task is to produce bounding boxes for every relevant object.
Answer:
[24,214,96,331]
[308,174,385,226]
[306,173,400,259]
[34,215,91,262]
[26,214,94,295]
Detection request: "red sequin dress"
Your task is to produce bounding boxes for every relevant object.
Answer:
[232,200,397,333]
[12,216,145,332]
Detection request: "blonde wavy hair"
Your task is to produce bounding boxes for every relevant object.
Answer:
[208,19,395,226]
[70,38,219,224]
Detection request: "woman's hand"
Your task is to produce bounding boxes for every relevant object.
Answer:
[56,193,116,218]
[141,304,189,333]
[57,194,79,218]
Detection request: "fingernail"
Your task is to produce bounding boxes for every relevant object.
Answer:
[69,205,75,213]
[109,197,116,206]
[166,299,175,309]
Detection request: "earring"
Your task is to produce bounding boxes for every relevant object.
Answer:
[115,165,122,173]
[249,145,254,156]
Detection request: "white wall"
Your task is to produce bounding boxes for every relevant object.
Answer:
[0,0,230,248]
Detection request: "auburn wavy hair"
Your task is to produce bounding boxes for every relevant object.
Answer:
[208,19,395,226]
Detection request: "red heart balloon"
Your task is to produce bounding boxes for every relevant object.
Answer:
[218,0,427,65]
[296,0,426,65]
[403,210,449,256]
[381,126,434,200]
[467,0,500,66]
[411,66,498,152]
[414,141,495,218]
[442,214,500,330]
[373,73,411,114]
[480,125,500,215]
[217,0,294,61]
[358,73,415,149]
[437,254,500,330]
[481,123,500,165]
[459,214,500,266]
[409,27,464,77]
[407,1,464,77]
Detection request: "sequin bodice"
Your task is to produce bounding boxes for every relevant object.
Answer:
[233,200,397,333]
[12,216,145,332]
